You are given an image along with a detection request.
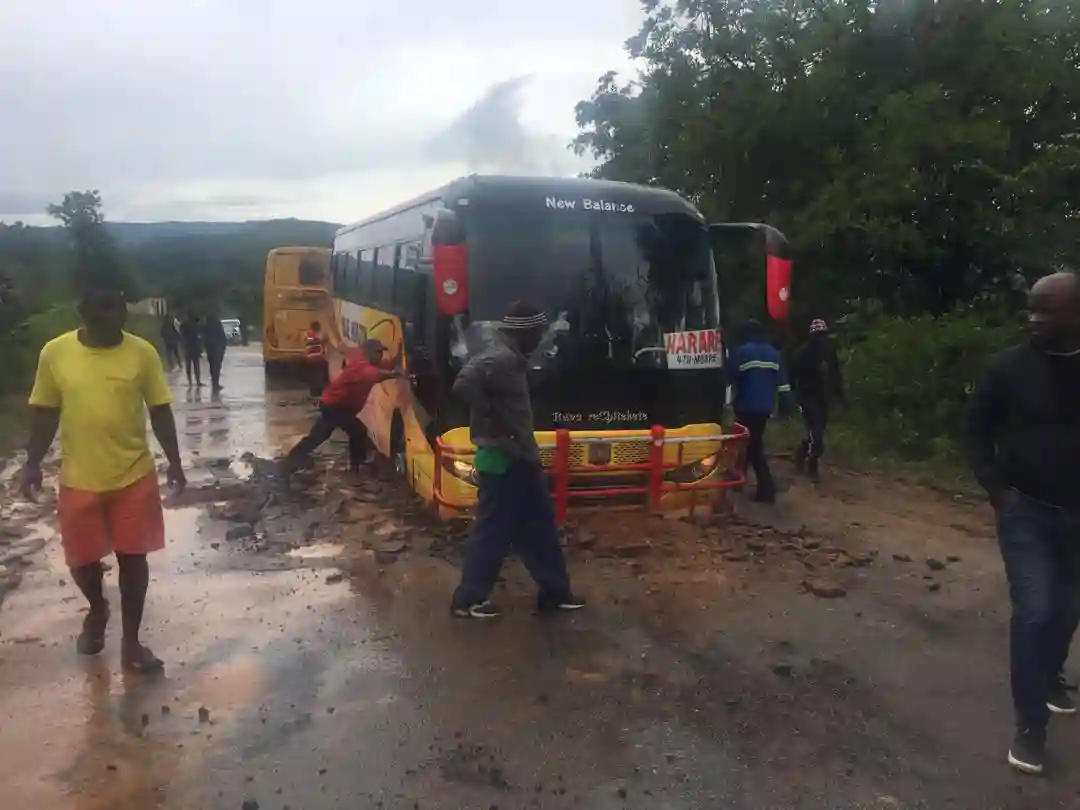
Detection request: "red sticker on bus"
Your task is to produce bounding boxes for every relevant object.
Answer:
[664,329,723,369]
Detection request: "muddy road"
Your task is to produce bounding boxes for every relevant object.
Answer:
[1,345,1078,809]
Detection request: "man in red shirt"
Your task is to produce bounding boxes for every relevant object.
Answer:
[283,339,402,473]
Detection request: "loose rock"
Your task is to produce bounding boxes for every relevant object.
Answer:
[927,582,942,592]
[947,555,961,563]
[892,553,913,563]
[772,662,794,678]
[225,525,256,542]
[325,572,345,585]
[198,707,211,724]
[926,557,947,572]
[804,578,847,599]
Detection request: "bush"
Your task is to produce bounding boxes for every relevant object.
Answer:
[836,305,1026,463]
[0,303,162,400]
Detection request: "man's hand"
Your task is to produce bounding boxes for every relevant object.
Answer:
[20,463,43,501]
[166,463,187,495]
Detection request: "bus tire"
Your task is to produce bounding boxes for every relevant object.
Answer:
[390,415,407,479]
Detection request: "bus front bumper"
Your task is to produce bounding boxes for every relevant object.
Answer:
[433,424,750,522]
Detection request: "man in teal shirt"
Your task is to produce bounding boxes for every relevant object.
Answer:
[450,301,585,619]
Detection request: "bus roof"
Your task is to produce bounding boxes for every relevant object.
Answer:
[334,174,703,239]
[267,246,331,257]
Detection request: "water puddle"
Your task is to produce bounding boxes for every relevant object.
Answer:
[286,543,345,560]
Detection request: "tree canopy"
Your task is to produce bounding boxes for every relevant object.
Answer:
[574,0,1080,322]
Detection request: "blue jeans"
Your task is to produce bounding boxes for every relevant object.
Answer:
[997,492,1080,730]
[453,459,571,607]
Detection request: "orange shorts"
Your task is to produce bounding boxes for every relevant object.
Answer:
[58,473,165,568]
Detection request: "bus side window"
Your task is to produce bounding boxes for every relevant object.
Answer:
[402,241,421,272]
[343,252,357,298]
[358,249,375,302]
[373,245,397,310]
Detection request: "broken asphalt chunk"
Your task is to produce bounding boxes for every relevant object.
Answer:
[803,578,846,598]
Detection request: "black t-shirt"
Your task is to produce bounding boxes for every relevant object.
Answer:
[1048,352,1080,424]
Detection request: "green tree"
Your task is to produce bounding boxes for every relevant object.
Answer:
[46,190,140,297]
[575,0,1080,320]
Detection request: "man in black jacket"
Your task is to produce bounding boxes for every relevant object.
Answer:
[965,271,1080,775]
[791,319,845,481]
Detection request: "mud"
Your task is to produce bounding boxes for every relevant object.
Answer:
[1,345,1079,809]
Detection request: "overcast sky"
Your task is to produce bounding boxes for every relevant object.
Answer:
[0,0,641,224]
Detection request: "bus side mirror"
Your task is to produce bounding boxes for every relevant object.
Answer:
[709,222,792,323]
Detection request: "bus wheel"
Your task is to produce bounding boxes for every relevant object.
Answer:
[390,416,407,479]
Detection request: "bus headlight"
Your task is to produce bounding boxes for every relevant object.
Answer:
[665,452,720,484]
[442,457,477,485]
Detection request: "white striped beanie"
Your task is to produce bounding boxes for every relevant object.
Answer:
[501,302,548,330]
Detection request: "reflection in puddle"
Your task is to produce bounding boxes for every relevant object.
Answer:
[286,543,345,560]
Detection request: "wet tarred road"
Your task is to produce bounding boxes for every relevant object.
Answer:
[3,346,1080,809]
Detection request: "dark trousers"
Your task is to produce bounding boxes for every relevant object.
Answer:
[453,459,572,607]
[998,493,1080,731]
[795,399,828,475]
[735,411,775,501]
[207,347,225,390]
[287,405,371,470]
[308,359,330,397]
[164,343,181,369]
[183,350,201,384]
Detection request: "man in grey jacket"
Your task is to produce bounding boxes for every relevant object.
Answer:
[450,301,585,619]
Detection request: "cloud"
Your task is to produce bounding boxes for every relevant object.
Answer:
[428,76,590,176]
[0,0,640,223]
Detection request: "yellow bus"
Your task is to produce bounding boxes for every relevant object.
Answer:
[262,247,333,372]
[329,175,792,520]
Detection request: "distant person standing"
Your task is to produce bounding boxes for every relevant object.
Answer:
[283,339,401,473]
[304,320,330,398]
[729,319,794,504]
[450,301,584,619]
[20,285,185,673]
[159,315,181,370]
[966,271,1080,775]
[179,314,202,387]
[791,318,845,482]
[202,316,228,394]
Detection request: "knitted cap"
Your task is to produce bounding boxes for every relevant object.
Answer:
[501,300,548,330]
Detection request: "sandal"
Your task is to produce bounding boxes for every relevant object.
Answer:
[76,605,110,656]
[121,643,165,674]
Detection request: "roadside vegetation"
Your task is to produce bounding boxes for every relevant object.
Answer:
[0,192,337,457]
[574,0,1079,472]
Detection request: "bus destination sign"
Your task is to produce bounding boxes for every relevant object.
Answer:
[664,329,723,369]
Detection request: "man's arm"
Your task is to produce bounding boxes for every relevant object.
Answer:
[149,405,182,470]
[964,359,1008,508]
[22,406,60,497]
[142,344,186,491]
[22,345,62,497]
[452,356,491,409]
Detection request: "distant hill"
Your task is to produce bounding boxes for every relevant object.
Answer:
[0,217,344,329]
[105,218,341,245]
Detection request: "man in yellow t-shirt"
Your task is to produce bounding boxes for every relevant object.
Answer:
[20,286,186,674]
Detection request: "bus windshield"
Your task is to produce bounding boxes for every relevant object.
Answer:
[460,206,718,369]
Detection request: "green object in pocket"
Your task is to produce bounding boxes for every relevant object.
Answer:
[474,446,512,475]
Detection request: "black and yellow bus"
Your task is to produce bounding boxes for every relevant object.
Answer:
[329,174,791,519]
